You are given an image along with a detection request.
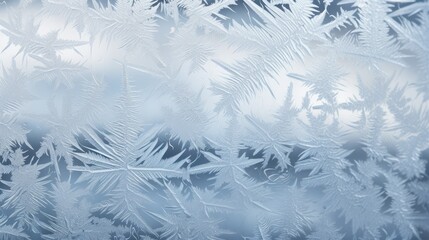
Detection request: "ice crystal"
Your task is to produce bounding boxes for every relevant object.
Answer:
[0,0,428,239]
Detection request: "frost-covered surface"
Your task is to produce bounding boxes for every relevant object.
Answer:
[0,0,428,239]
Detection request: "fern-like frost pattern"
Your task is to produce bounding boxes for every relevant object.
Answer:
[0,0,428,239]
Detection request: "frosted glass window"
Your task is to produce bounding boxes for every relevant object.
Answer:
[0,0,428,239]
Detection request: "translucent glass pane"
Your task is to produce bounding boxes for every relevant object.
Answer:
[0,0,428,239]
